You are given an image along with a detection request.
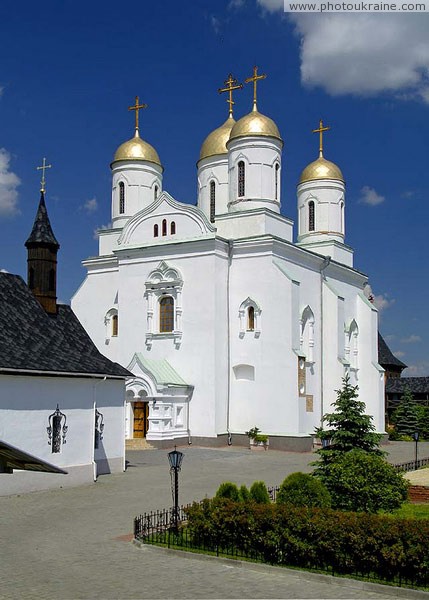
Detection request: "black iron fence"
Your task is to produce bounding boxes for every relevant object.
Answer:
[392,457,429,472]
[133,503,429,590]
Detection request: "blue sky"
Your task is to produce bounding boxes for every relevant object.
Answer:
[0,1,428,375]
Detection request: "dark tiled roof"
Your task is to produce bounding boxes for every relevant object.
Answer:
[378,333,407,369]
[0,272,131,378]
[386,377,429,394]
[25,192,60,248]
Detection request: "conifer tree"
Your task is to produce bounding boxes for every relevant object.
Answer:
[392,387,420,436]
[314,375,383,476]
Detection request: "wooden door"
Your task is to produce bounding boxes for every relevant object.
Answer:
[133,402,149,438]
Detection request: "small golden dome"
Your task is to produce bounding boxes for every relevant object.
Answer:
[299,156,344,184]
[199,116,235,161]
[229,107,282,143]
[112,131,161,167]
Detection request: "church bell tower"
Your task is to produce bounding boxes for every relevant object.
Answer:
[25,159,60,315]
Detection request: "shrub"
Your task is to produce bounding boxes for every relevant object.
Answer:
[249,481,270,504]
[318,450,409,513]
[239,484,251,502]
[184,498,429,587]
[215,481,240,501]
[276,472,331,508]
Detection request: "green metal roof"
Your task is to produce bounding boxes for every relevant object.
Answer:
[135,353,188,387]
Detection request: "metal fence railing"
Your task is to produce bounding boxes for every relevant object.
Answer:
[133,503,429,590]
[392,457,429,473]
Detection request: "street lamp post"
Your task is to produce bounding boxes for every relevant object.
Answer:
[413,431,419,471]
[168,445,184,531]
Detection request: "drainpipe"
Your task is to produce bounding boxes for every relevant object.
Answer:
[226,240,233,445]
[93,376,107,481]
[319,257,331,427]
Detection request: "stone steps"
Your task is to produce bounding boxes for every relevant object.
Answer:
[125,438,156,451]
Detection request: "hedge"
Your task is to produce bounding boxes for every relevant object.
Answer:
[184,498,429,586]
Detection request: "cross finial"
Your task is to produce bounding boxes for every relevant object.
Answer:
[244,66,267,111]
[128,96,148,136]
[218,74,243,118]
[312,119,331,158]
[36,157,52,193]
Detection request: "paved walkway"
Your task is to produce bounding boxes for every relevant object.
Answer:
[0,443,428,599]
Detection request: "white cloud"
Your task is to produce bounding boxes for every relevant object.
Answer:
[255,3,429,103]
[228,0,246,8]
[393,351,405,358]
[403,361,429,377]
[82,197,98,213]
[93,222,112,240]
[0,86,4,98]
[359,186,385,206]
[401,334,422,344]
[363,283,394,313]
[0,148,20,217]
[373,294,394,313]
[210,15,221,34]
[257,0,283,10]
[0,268,8,273]
[401,190,417,199]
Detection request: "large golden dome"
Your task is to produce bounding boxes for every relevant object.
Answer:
[229,107,282,143]
[199,116,235,161]
[299,156,344,184]
[112,131,161,167]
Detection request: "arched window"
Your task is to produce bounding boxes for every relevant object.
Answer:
[210,180,216,223]
[309,201,315,232]
[301,305,315,363]
[48,269,55,292]
[247,306,255,331]
[154,224,159,237]
[162,219,167,236]
[238,161,245,197]
[159,296,174,332]
[275,163,280,200]
[346,320,359,370]
[119,182,125,214]
[340,201,344,232]
[154,185,159,201]
[111,314,118,337]
[170,221,176,235]
[29,267,35,290]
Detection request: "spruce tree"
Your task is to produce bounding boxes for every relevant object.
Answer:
[314,375,383,477]
[392,387,420,436]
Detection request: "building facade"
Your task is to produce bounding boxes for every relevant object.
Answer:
[72,73,385,450]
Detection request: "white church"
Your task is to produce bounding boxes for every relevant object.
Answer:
[72,68,385,451]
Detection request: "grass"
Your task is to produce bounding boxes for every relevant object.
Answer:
[392,502,429,519]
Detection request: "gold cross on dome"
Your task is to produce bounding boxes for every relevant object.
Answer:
[128,96,148,133]
[244,66,267,110]
[36,157,52,193]
[218,74,243,117]
[312,119,331,158]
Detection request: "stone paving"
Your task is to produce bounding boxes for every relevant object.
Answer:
[0,442,428,599]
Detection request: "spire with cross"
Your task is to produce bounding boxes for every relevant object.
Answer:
[312,119,331,158]
[128,96,148,136]
[244,66,267,111]
[36,157,52,194]
[218,74,243,118]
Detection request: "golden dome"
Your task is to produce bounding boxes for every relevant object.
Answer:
[229,106,282,143]
[199,116,235,161]
[299,156,344,184]
[112,131,161,167]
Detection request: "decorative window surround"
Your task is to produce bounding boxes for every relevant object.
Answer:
[145,261,183,348]
[300,305,315,364]
[345,319,359,372]
[238,297,261,338]
[104,307,118,345]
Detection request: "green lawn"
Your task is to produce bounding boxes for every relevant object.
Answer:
[393,503,429,518]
